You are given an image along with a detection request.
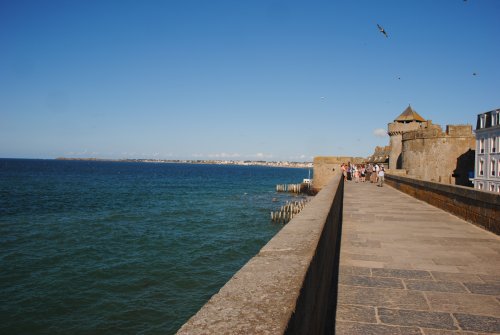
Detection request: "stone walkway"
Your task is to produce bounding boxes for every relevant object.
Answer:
[335,181,500,335]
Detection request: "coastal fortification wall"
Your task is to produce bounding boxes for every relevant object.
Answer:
[387,121,422,169]
[313,156,363,191]
[177,173,344,334]
[402,124,475,185]
[367,145,390,165]
[385,174,499,235]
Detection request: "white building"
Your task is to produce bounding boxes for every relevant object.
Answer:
[474,108,500,192]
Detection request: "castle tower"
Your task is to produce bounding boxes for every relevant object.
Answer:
[387,105,426,170]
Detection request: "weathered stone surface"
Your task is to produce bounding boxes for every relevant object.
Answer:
[338,285,429,310]
[372,268,433,280]
[425,292,500,317]
[339,265,371,276]
[421,329,479,335]
[335,321,422,335]
[342,252,393,262]
[378,308,457,330]
[312,156,364,191]
[431,272,484,283]
[433,257,479,266]
[340,274,404,289]
[385,174,500,235]
[405,280,468,293]
[478,274,500,284]
[454,313,500,333]
[335,304,377,323]
[337,181,500,335]
[463,282,500,296]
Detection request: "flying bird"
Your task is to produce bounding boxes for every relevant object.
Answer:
[377,24,388,38]
[473,72,478,76]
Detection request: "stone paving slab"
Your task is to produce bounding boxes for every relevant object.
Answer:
[378,308,457,330]
[405,279,469,293]
[336,181,500,334]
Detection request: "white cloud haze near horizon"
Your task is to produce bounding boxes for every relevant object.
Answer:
[373,128,388,138]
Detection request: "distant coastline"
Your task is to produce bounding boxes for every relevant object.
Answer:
[54,157,313,169]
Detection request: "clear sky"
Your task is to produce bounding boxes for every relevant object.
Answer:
[1,0,499,161]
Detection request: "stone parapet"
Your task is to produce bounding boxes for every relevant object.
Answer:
[313,156,364,191]
[446,124,474,137]
[176,173,344,334]
[385,174,499,235]
[402,124,474,141]
[387,121,421,136]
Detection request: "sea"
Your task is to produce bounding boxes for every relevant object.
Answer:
[0,158,309,335]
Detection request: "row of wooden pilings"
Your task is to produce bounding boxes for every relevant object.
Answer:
[276,183,304,193]
[270,199,309,224]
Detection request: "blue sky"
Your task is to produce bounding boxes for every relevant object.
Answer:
[1,0,499,161]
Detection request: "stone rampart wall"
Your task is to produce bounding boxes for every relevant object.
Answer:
[402,132,475,185]
[176,173,344,334]
[387,121,421,135]
[313,156,363,191]
[385,174,499,235]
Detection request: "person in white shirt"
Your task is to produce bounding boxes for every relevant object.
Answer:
[378,167,385,187]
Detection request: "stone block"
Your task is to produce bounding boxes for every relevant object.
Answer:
[378,308,457,330]
[463,282,500,295]
[425,292,500,317]
[405,280,468,293]
[421,329,478,335]
[431,272,483,283]
[337,285,429,310]
[335,304,377,323]
[340,274,404,289]
[335,321,422,335]
[372,268,433,280]
[339,265,371,276]
[454,313,500,333]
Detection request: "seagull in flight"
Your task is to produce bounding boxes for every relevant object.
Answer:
[377,24,388,38]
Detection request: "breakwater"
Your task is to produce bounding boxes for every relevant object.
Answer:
[270,199,309,224]
[177,172,344,334]
[276,183,309,193]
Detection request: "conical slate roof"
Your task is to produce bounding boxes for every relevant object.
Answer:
[394,105,426,122]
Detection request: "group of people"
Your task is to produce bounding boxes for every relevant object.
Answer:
[340,162,385,187]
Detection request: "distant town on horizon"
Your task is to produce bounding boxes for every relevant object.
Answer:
[54,157,314,168]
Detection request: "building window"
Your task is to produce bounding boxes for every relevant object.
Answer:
[479,138,485,153]
[490,184,495,192]
[496,112,500,126]
[498,160,500,176]
[479,159,484,175]
[491,160,496,176]
[480,115,485,128]
[478,182,483,190]
[492,137,497,153]
[497,185,500,193]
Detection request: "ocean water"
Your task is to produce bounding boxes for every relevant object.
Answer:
[0,159,309,334]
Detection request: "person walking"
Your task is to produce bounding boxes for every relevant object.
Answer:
[366,164,372,182]
[374,164,380,183]
[377,167,385,187]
